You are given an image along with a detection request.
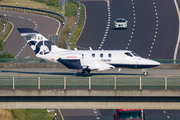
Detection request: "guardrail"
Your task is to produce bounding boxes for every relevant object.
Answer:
[0,15,9,36]
[0,77,180,89]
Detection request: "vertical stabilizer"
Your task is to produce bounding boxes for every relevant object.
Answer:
[17,28,64,56]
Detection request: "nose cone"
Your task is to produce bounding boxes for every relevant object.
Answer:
[139,58,161,68]
[146,59,161,67]
[152,60,161,66]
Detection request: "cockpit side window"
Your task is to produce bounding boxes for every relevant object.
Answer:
[125,52,133,57]
[131,52,140,57]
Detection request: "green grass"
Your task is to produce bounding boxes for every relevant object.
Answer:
[70,4,84,50]
[0,22,12,51]
[11,109,60,120]
[0,22,12,42]
[65,1,78,17]
[0,20,6,32]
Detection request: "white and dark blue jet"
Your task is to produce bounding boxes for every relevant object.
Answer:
[17,28,160,76]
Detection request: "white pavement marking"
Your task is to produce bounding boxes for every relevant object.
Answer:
[125,0,136,50]
[3,21,14,42]
[106,0,110,7]
[18,16,24,19]
[98,1,111,50]
[58,109,64,120]
[173,0,180,60]
[15,43,28,58]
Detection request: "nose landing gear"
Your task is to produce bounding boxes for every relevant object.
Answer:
[142,69,148,76]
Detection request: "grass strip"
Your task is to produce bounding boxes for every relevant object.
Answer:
[0,22,12,41]
[70,3,84,50]
[0,20,6,32]
[0,22,12,51]
[11,109,60,120]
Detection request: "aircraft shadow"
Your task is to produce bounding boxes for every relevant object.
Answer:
[1,70,142,76]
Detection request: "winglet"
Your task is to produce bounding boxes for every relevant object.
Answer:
[89,47,92,50]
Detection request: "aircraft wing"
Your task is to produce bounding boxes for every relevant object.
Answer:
[87,61,115,71]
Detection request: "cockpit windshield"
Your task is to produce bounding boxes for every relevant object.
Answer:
[125,52,133,57]
[124,52,140,57]
[116,19,126,22]
[131,52,140,57]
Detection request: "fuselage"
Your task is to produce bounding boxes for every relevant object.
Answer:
[39,49,160,71]
[17,28,161,75]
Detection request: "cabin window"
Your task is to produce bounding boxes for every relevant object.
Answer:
[108,53,111,58]
[125,52,133,57]
[100,53,103,58]
[82,54,84,58]
[92,53,95,58]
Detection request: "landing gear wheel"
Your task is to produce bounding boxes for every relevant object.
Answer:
[82,71,87,76]
[82,70,90,76]
[143,71,148,76]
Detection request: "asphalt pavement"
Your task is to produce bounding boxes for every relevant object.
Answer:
[59,109,180,120]
[77,0,179,59]
[0,10,60,58]
[1,67,180,77]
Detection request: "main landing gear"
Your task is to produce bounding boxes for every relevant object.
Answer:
[82,69,91,76]
[142,69,148,76]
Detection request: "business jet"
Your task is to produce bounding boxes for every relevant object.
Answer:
[17,28,160,76]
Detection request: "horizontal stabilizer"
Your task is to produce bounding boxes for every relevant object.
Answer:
[17,28,39,33]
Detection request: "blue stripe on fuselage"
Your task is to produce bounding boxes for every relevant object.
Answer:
[57,58,82,69]
[110,64,159,68]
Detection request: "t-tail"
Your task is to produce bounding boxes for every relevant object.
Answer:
[17,28,68,62]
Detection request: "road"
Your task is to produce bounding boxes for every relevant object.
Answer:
[58,109,180,120]
[0,10,60,58]
[77,0,179,59]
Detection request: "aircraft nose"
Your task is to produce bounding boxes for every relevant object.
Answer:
[154,61,161,66]
[149,59,161,66]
